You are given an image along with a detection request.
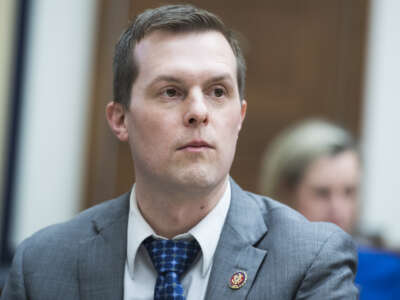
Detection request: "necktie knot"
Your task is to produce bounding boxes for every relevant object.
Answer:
[143,237,200,300]
[143,237,200,275]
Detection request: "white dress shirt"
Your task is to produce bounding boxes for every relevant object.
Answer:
[123,180,231,300]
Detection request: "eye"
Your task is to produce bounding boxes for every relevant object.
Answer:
[160,87,183,99]
[214,88,225,97]
[164,88,178,97]
[209,86,227,98]
[314,187,330,199]
[344,186,357,198]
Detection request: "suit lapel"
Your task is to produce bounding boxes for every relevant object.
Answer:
[205,179,268,299]
[78,194,130,300]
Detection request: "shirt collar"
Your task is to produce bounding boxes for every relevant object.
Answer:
[188,180,231,275]
[126,178,231,277]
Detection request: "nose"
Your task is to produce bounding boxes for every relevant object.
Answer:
[183,90,209,127]
[328,194,346,225]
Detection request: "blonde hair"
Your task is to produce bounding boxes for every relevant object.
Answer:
[259,119,356,206]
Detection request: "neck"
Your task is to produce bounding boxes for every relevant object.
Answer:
[134,177,228,239]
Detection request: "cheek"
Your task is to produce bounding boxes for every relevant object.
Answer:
[344,199,358,217]
[295,187,325,218]
[295,185,314,207]
[219,117,241,159]
[294,187,311,214]
[132,110,173,142]
[220,110,242,138]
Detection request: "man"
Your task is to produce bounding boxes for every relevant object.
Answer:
[2,4,358,299]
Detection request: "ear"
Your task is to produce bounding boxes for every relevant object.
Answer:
[238,99,247,131]
[105,101,129,142]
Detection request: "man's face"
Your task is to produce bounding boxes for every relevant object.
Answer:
[122,30,246,191]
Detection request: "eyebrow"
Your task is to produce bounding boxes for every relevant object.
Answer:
[148,76,182,88]
[203,73,234,86]
[148,73,235,87]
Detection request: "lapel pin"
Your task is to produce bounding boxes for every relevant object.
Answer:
[229,270,248,290]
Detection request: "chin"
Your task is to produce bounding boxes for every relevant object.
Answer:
[175,168,225,191]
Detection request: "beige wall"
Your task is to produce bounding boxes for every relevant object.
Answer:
[10,0,99,247]
[361,0,400,248]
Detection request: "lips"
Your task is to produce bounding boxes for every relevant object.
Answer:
[177,140,213,150]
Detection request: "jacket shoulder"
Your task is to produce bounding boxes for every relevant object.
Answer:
[244,192,358,298]
[26,192,129,245]
[14,193,129,272]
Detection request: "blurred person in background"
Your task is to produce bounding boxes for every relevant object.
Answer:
[259,119,361,236]
[259,118,400,300]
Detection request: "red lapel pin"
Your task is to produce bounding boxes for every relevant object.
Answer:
[229,270,248,289]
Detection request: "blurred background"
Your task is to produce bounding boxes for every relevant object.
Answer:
[1,0,399,273]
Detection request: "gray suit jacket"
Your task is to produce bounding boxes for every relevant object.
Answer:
[2,179,358,299]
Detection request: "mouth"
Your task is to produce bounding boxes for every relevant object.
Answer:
[177,140,214,152]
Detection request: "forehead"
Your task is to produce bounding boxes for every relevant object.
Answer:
[133,30,237,82]
[304,151,360,184]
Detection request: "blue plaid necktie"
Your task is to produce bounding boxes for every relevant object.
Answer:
[143,237,201,300]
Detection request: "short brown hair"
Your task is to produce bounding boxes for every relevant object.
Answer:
[113,4,246,107]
